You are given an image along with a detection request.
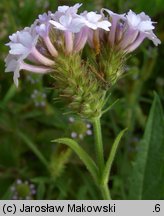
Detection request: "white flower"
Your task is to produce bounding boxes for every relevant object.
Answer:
[5,27,38,87]
[50,14,84,33]
[101,9,125,46]
[126,10,161,46]
[80,11,111,31]
[36,12,58,57]
[7,27,38,58]
[126,10,155,32]
[5,53,51,87]
[52,3,82,21]
[38,12,52,23]
[69,117,75,122]
[124,10,161,51]
[50,3,84,33]
[71,132,77,138]
[101,8,161,52]
[5,55,21,86]
[36,12,52,37]
[58,5,70,13]
[58,3,82,15]
[86,129,92,135]
[7,24,54,65]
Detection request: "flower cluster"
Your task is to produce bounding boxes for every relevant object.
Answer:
[31,89,46,107]
[5,3,160,118]
[11,179,36,200]
[68,116,92,139]
[26,74,41,84]
[101,9,161,53]
[5,3,111,86]
[5,3,160,87]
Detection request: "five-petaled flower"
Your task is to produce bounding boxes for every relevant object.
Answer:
[5,3,160,87]
[100,8,161,53]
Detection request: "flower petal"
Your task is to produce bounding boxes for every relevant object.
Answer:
[18,31,33,47]
[9,43,29,55]
[59,15,72,27]
[50,20,66,31]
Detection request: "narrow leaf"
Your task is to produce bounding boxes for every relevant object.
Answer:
[129,93,164,199]
[17,131,49,169]
[102,129,127,185]
[37,181,46,200]
[2,84,17,105]
[52,138,98,181]
[102,99,120,115]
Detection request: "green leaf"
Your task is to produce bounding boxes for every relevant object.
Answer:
[17,131,49,170]
[102,99,120,115]
[2,84,17,105]
[1,186,13,200]
[37,181,46,200]
[129,93,164,199]
[52,138,98,181]
[101,129,127,185]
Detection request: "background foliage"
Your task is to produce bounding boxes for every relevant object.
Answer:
[0,0,164,200]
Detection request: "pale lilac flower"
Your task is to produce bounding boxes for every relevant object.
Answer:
[126,10,155,32]
[59,3,82,15]
[124,10,161,52]
[50,14,84,33]
[53,3,82,20]
[69,117,75,123]
[36,12,58,56]
[50,7,111,53]
[36,12,52,37]
[5,54,51,86]
[5,25,53,86]
[16,179,22,184]
[101,9,161,53]
[7,30,38,58]
[81,11,111,31]
[86,123,91,128]
[71,132,77,138]
[5,55,22,87]
[74,11,111,52]
[58,5,70,13]
[5,4,160,88]
[74,27,89,52]
[101,9,125,46]
[86,129,92,135]
[50,14,84,53]
[6,27,54,65]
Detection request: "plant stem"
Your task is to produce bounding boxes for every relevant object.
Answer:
[100,184,111,200]
[92,117,104,175]
[92,117,111,200]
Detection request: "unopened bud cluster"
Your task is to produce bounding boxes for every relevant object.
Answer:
[5,3,160,119]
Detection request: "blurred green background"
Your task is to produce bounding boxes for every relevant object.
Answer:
[0,0,164,200]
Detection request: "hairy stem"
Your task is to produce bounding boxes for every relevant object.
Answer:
[93,117,104,175]
[92,117,111,199]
